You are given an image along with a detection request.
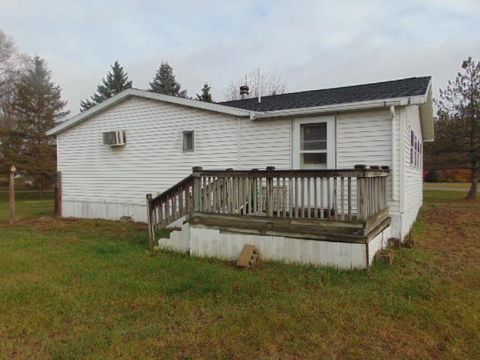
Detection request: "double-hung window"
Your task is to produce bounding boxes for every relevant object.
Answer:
[300,123,327,167]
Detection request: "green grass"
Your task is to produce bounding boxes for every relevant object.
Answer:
[0,191,479,359]
[424,189,468,203]
[0,190,54,220]
[424,182,470,190]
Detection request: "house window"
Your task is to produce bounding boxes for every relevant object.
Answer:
[410,129,422,169]
[410,130,414,164]
[300,123,327,167]
[414,135,418,167]
[183,131,194,152]
[415,138,420,167]
[419,142,423,167]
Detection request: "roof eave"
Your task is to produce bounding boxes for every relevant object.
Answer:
[251,94,428,120]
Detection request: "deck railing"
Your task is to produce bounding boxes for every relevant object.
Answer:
[146,166,390,248]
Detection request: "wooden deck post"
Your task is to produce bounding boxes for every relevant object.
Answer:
[354,165,367,222]
[55,171,62,217]
[9,165,16,224]
[265,166,275,217]
[192,166,203,212]
[146,193,155,249]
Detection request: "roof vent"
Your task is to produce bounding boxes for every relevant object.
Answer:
[240,85,249,99]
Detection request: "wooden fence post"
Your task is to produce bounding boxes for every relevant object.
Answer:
[9,165,16,224]
[55,171,62,217]
[146,193,155,249]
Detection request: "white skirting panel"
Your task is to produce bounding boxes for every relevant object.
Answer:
[157,223,392,270]
[389,213,402,239]
[389,206,421,241]
[62,200,147,222]
[401,205,422,240]
[189,226,365,269]
[367,226,390,266]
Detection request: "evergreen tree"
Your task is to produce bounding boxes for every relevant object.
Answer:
[149,61,186,97]
[435,57,480,199]
[14,56,68,194]
[80,61,132,111]
[196,83,213,102]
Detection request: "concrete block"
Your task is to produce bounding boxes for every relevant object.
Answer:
[236,244,259,268]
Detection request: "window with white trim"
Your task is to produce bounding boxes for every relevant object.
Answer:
[183,131,194,152]
[300,123,327,167]
[410,129,422,169]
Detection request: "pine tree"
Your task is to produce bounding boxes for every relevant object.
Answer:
[196,83,213,102]
[80,61,132,111]
[436,57,480,199]
[149,61,186,97]
[14,56,68,194]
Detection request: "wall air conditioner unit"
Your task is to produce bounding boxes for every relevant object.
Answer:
[103,130,127,147]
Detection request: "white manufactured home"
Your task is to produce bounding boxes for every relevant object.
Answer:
[47,77,434,269]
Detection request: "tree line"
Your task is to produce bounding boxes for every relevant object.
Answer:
[0,31,67,194]
[80,60,213,111]
[80,63,286,111]
[425,57,480,199]
[4,24,477,200]
[0,29,286,193]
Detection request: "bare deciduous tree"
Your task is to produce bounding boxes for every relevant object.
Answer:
[224,70,286,101]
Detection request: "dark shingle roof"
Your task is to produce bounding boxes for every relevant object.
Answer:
[218,76,431,112]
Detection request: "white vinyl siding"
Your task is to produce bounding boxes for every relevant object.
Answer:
[336,110,400,214]
[238,118,292,170]
[401,105,423,235]
[57,97,239,220]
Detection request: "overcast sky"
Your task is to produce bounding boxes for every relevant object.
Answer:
[1,0,479,113]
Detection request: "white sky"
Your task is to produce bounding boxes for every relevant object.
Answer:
[1,0,479,113]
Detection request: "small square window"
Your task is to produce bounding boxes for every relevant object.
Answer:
[183,131,194,152]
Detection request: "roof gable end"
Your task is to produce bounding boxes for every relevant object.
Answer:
[47,89,251,136]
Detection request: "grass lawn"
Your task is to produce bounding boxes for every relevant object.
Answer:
[0,191,479,359]
[424,182,470,190]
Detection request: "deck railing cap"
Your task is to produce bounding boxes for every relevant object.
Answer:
[193,168,390,178]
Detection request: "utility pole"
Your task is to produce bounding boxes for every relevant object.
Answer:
[9,165,16,224]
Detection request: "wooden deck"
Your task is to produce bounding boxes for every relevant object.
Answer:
[146,166,390,248]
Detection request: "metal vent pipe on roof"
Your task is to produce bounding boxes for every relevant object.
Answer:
[240,85,249,99]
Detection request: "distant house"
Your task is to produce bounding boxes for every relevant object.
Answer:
[47,76,433,269]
